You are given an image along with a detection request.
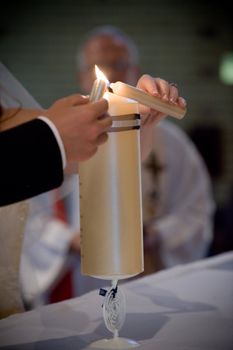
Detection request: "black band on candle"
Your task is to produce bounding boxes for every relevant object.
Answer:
[109,125,140,133]
[109,113,140,133]
[111,113,140,121]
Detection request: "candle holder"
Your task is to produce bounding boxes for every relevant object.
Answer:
[90,280,139,349]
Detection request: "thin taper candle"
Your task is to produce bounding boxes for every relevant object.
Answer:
[89,79,107,102]
[110,81,186,119]
[89,65,108,102]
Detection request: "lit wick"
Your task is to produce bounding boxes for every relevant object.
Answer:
[89,65,109,102]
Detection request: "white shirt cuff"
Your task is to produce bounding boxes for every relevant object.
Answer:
[38,116,67,169]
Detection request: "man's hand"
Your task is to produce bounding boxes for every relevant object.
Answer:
[46,94,112,170]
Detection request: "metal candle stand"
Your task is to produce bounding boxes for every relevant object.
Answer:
[89,280,139,349]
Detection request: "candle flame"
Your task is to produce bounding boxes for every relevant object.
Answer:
[95,65,109,83]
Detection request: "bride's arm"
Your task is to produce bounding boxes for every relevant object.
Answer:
[0,108,43,131]
[136,75,186,161]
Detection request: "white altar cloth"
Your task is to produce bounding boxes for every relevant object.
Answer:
[0,251,233,350]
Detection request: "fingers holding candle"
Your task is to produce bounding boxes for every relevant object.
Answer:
[95,130,109,146]
[136,74,187,160]
[168,83,179,104]
[111,80,186,120]
[137,74,187,107]
[153,77,171,102]
[137,75,169,100]
[177,96,187,109]
[135,74,187,124]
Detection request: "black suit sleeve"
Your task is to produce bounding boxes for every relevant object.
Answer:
[0,118,64,206]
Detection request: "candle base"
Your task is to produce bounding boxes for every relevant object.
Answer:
[90,337,140,349]
[89,282,140,349]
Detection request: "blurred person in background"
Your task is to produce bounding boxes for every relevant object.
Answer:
[19,25,213,306]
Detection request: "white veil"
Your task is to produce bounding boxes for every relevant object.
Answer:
[0,61,41,109]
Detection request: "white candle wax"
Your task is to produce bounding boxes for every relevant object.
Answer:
[104,91,139,116]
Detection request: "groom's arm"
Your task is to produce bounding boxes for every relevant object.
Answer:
[0,118,63,206]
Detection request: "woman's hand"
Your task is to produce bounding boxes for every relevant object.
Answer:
[136,74,187,126]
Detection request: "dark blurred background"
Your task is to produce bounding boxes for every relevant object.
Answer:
[1,0,232,255]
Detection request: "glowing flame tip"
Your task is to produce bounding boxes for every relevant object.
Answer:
[95,65,109,83]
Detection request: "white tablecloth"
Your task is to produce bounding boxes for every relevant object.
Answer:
[0,252,233,350]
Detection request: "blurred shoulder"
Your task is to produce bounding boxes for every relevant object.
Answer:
[156,119,191,144]
[154,119,203,163]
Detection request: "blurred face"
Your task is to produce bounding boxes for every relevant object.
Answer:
[78,35,140,93]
